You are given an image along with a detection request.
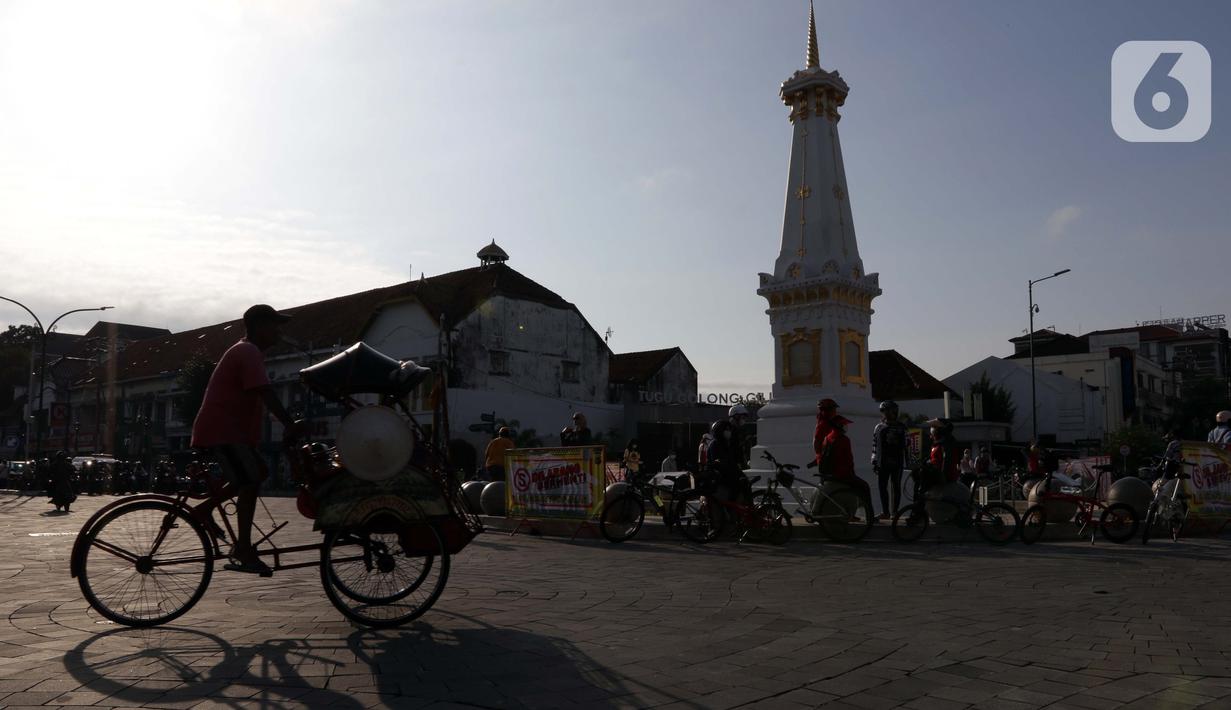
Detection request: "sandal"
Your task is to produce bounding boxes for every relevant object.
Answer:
[224,553,273,577]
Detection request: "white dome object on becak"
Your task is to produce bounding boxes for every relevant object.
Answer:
[728,404,750,419]
[336,405,415,482]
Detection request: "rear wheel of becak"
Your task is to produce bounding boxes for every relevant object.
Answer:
[599,494,646,543]
[1099,503,1138,544]
[320,521,448,628]
[1020,505,1046,545]
[818,488,873,543]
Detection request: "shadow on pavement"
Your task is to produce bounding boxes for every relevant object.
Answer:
[64,614,697,708]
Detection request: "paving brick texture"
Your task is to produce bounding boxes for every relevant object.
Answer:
[2,491,1231,709]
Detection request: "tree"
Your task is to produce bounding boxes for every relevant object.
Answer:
[0,325,38,417]
[174,352,216,428]
[1105,424,1164,475]
[970,372,1017,425]
[1169,377,1231,440]
[0,324,38,347]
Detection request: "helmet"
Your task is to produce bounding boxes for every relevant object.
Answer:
[817,398,838,410]
[878,400,898,413]
[498,426,512,437]
[927,418,954,435]
[728,404,750,419]
[710,419,732,437]
[1217,411,1231,424]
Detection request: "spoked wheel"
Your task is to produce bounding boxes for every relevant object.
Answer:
[1169,502,1188,542]
[1099,503,1139,544]
[321,521,449,628]
[746,503,792,546]
[900,471,916,504]
[1020,505,1046,545]
[1141,501,1159,545]
[817,489,873,543]
[599,494,646,543]
[973,502,1020,545]
[77,500,214,627]
[891,503,929,543]
[675,491,722,543]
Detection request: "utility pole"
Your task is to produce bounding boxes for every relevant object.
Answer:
[1028,269,1071,443]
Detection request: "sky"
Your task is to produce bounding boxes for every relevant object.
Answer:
[0,0,1228,394]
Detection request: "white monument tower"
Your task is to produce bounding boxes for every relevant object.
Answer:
[750,4,883,490]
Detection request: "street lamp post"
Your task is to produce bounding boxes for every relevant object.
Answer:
[0,297,113,460]
[1028,269,1071,443]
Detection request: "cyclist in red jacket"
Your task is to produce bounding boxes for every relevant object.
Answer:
[818,414,873,511]
[812,398,839,466]
[926,418,960,485]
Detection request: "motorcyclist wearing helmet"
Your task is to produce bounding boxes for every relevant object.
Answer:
[1209,411,1231,446]
[871,400,908,519]
[813,398,839,466]
[707,418,749,503]
[727,403,751,469]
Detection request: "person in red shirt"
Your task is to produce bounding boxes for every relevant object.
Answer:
[818,414,873,512]
[926,418,960,485]
[812,398,838,466]
[191,304,304,576]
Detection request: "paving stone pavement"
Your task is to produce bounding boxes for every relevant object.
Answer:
[2,491,1231,709]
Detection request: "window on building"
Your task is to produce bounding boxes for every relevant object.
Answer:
[562,361,579,383]
[489,350,509,375]
[844,341,862,378]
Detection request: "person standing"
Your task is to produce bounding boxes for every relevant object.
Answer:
[871,400,908,519]
[191,304,305,576]
[1208,411,1231,446]
[726,404,751,470]
[48,451,76,513]
[622,439,642,482]
[959,449,976,485]
[561,412,592,446]
[483,427,516,481]
[926,418,960,488]
[697,432,712,468]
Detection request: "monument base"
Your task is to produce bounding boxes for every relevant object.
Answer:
[748,394,891,516]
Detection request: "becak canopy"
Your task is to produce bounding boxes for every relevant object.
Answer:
[299,342,433,398]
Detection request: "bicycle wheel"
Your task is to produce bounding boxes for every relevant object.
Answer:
[1169,501,1188,542]
[1099,503,1138,544]
[1141,501,1159,545]
[321,521,449,628]
[973,502,1019,545]
[817,489,873,542]
[675,491,722,543]
[891,503,929,543]
[1020,505,1046,545]
[77,500,213,627]
[900,471,916,504]
[745,502,792,546]
[599,494,646,543]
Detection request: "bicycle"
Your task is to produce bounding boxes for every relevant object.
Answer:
[1141,457,1197,545]
[1020,467,1137,545]
[69,343,481,629]
[757,451,873,542]
[891,470,1020,545]
[674,467,791,545]
[598,469,690,543]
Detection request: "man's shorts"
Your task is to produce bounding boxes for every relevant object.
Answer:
[212,444,268,486]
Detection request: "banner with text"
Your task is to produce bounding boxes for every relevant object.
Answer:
[506,446,606,520]
[1179,442,1231,533]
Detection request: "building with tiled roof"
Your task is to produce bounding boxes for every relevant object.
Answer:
[59,248,642,474]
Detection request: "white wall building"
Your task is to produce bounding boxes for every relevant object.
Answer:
[944,356,1105,444]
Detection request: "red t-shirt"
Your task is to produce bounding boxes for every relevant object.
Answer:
[931,444,960,482]
[191,340,270,448]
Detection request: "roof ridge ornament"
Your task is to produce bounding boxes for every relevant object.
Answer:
[806,0,819,69]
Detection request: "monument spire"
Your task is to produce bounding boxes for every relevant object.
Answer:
[806,1,819,69]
